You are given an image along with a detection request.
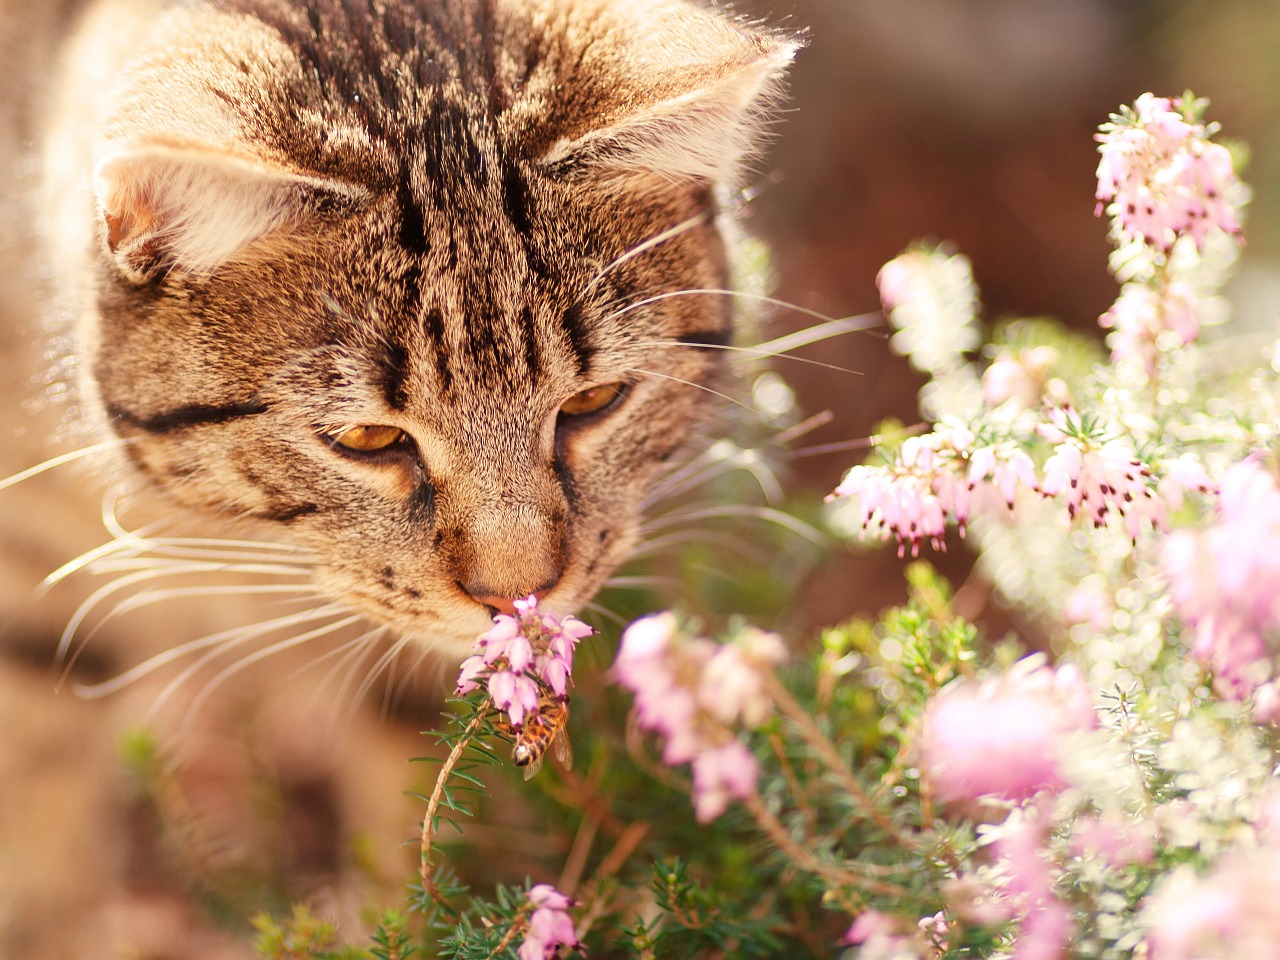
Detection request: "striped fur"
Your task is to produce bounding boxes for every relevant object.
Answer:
[22,0,795,656]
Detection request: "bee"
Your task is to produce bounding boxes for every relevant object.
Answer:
[497,695,572,780]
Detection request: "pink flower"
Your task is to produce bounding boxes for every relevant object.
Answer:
[996,811,1074,960]
[828,426,1036,556]
[1038,420,1167,542]
[1096,93,1242,253]
[454,595,592,729]
[1143,849,1280,960]
[983,346,1060,410]
[1099,282,1202,373]
[612,616,783,821]
[1164,459,1280,697]
[690,740,759,822]
[518,884,578,960]
[920,662,1097,806]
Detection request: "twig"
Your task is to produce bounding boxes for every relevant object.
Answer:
[741,792,908,898]
[767,676,921,850]
[421,711,487,889]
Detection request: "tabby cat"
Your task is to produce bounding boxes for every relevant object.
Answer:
[0,0,795,664]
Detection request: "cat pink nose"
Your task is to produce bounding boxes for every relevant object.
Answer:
[459,573,561,617]
[471,594,519,616]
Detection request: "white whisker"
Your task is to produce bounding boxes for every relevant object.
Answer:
[0,439,127,494]
[626,368,750,410]
[637,339,862,376]
[183,612,365,719]
[642,503,825,544]
[584,214,710,297]
[752,312,886,356]
[607,289,878,334]
[73,603,349,700]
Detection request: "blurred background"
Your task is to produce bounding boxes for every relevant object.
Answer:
[3,1,1280,956]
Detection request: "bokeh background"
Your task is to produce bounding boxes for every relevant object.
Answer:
[3,1,1280,957]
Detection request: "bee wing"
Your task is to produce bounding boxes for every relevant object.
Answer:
[521,751,545,780]
[553,729,572,771]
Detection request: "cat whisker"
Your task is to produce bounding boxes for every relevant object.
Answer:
[73,602,351,701]
[601,574,683,591]
[0,438,128,494]
[637,339,862,376]
[625,367,751,410]
[582,213,710,298]
[182,611,366,721]
[606,288,881,335]
[642,503,824,544]
[642,440,783,507]
[626,528,766,563]
[751,312,888,355]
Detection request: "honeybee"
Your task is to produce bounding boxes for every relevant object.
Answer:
[498,695,572,780]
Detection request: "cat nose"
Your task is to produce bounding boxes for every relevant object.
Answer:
[459,574,561,617]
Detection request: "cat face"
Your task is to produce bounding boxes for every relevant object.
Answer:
[61,0,794,655]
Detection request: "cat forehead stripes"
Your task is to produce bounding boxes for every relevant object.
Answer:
[50,0,796,651]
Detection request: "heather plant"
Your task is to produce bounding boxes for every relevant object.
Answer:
[256,93,1280,960]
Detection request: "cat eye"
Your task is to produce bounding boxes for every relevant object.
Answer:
[326,424,409,454]
[559,382,628,418]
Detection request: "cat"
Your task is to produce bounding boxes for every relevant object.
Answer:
[0,0,796,671]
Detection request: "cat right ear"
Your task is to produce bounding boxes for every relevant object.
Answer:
[93,145,366,283]
[538,13,799,186]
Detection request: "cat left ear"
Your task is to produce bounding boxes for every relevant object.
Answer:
[93,145,366,283]
[539,19,799,186]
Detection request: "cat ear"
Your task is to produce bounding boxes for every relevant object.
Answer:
[539,17,799,185]
[93,145,366,282]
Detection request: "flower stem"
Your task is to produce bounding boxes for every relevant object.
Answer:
[741,792,908,898]
[421,710,487,891]
[767,676,920,850]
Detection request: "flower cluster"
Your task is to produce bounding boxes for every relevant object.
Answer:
[455,596,592,727]
[1038,409,1168,542]
[1098,281,1201,375]
[1164,459,1280,697]
[1095,92,1241,253]
[1142,846,1280,960]
[919,660,1097,806]
[612,614,785,821]
[517,884,579,960]
[827,424,1036,557]
[878,246,982,379]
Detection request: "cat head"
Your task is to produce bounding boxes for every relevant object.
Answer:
[73,0,795,655]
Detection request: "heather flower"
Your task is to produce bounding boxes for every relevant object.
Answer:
[878,247,981,377]
[827,425,1036,556]
[920,661,1097,806]
[842,911,921,959]
[982,346,1060,410]
[1164,459,1280,697]
[995,810,1074,960]
[1037,410,1167,542]
[1095,93,1242,253]
[612,616,784,821]
[1099,281,1201,373]
[518,884,579,960]
[455,595,592,727]
[1142,852,1280,960]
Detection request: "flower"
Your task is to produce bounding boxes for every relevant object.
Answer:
[920,661,1097,806]
[612,616,784,821]
[1037,410,1168,542]
[827,425,1036,557]
[517,884,579,960]
[1095,93,1242,253]
[1099,281,1201,373]
[982,346,1060,410]
[878,246,982,377]
[1164,458,1280,697]
[1142,851,1280,960]
[455,595,592,728]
